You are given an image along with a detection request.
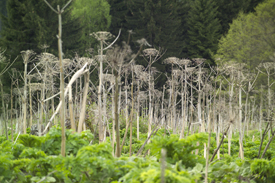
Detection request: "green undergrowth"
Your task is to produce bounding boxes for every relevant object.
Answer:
[1,127,275,182]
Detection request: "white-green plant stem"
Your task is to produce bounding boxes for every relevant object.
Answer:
[112,76,116,153]
[0,80,8,139]
[259,85,263,137]
[238,70,244,160]
[98,40,104,143]
[161,85,165,127]
[137,80,140,140]
[180,65,187,139]
[78,72,89,133]
[148,56,152,141]
[23,60,28,134]
[68,86,75,132]
[28,79,33,127]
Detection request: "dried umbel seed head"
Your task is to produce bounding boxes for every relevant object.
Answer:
[21,50,35,64]
[75,57,95,68]
[91,31,114,41]
[186,67,195,73]
[136,38,151,47]
[143,48,159,57]
[172,69,182,77]
[192,58,206,65]
[137,71,149,82]
[38,44,50,51]
[134,65,145,74]
[95,55,107,62]
[103,74,115,84]
[106,42,132,70]
[179,59,191,66]
[163,57,180,65]
[259,62,275,69]
[28,83,43,92]
[10,68,18,76]
[151,67,158,75]
[38,52,57,65]
[85,48,94,55]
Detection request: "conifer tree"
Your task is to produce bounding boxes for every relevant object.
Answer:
[107,0,130,42]
[0,0,7,34]
[186,0,221,65]
[0,0,82,63]
[126,0,181,58]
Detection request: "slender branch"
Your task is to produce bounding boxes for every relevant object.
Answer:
[261,130,275,158]
[43,0,58,14]
[210,124,230,162]
[0,56,18,76]
[28,62,41,75]
[61,0,73,12]
[258,122,270,158]
[43,91,61,102]
[103,29,121,51]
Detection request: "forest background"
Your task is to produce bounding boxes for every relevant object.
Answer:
[0,0,266,91]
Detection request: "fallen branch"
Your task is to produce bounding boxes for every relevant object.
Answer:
[42,63,88,134]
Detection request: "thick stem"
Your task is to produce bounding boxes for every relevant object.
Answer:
[68,86,75,132]
[261,130,275,158]
[210,124,230,162]
[137,80,140,140]
[98,40,104,143]
[23,61,28,134]
[205,106,211,183]
[129,65,134,156]
[115,73,120,157]
[11,81,13,141]
[1,80,8,140]
[238,70,244,160]
[78,72,89,133]
[57,5,66,157]
[29,79,32,127]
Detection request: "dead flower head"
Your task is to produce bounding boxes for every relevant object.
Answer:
[106,42,132,70]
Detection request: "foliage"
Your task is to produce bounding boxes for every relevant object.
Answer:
[71,0,111,51]
[186,0,221,65]
[2,124,275,182]
[217,0,275,68]
[118,156,199,183]
[147,130,208,167]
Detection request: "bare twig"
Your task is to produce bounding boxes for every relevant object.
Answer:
[102,29,121,51]
[42,0,58,14]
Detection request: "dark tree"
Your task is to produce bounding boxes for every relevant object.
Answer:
[186,0,221,65]
[107,0,130,42]
[0,0,82,60]
[126,0,181,58]
[0,0,7,35]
